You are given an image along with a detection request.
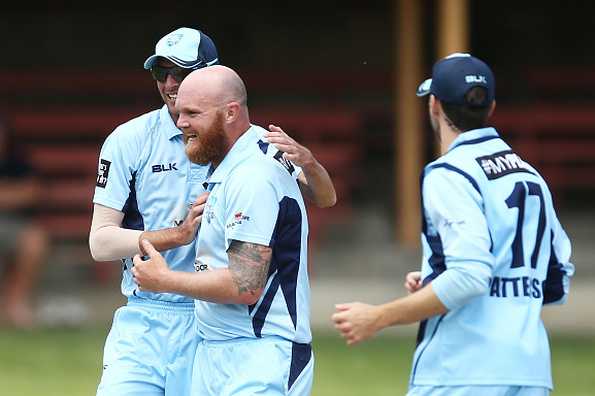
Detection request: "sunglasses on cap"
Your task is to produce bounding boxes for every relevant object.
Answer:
[150,65,193,83]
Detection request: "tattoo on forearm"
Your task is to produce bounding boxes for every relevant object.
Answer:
[228,240,272,297]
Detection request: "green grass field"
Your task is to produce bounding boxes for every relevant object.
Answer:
[0,328,594,395]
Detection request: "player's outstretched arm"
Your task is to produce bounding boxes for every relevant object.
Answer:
[265,124,337,208]
[132,239,272,305]
[332,283,447,346]
[89,192,208,262]
[89,204,142,261]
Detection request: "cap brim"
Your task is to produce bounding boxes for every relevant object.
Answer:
[144,55,193,70]
[143,55,197,70]
[144,55,161,70]
[143,54,220,70]
[416,78,432,97]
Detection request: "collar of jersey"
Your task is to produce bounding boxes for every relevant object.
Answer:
[447,127,499,152]
[205,125,258,185]
[159,105,183,140]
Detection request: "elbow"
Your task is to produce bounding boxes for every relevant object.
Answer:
[89,238,103,262]
[437,265,491,309]
[474,279,491,299]
[467,268,492,299]
[235,289,264,306]
[320,193,337,208]
[89,232,109,262]
[315,191,337,208]
[89,243,101,262]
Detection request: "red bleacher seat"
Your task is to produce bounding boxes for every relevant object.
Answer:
[492,105,595,192]
[2,70,366,280]
[250,109,363,245]
[38,213,92,240]
[251,108,361,141]
[11,106,364,248]
[26,146,99,175]
[12,108,148,138]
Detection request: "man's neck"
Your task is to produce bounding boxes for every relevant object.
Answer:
[439,123,461,155]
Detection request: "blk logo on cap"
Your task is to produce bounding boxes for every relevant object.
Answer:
[465,75,487,84]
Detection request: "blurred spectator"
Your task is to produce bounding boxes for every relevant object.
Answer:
[0,117,48,328]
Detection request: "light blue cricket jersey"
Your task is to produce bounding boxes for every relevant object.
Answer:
[194,124,311,344]
[412,127,574,388]
[93,105,209,303]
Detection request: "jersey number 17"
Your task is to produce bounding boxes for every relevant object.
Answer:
[505,181,546,269]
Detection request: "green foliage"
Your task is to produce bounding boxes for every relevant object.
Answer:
[0,328,593,396]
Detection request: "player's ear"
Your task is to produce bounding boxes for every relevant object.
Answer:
[224,102,240,123]
[429,95,440,117]
[488,100,496,118]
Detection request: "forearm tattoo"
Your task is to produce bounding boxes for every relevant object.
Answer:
[228,240,272,297]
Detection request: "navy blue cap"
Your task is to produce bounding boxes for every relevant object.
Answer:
[416,53,495,106]
[144,27,219,70]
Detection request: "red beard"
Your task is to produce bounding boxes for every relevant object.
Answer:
[185,111,226,165]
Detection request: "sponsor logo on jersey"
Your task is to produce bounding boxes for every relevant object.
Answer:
[194,259,209,272]
[205,203,215,224]
[273,150,295,175]
[476,150,533,180]
[226,212,250,229]
[152,163,178,173]
[442,219,466,229]
[96,159,111,188]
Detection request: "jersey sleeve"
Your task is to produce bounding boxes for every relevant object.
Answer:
[292,164,303,180]
[92,127,141,211]
[423,167,493,310]
[252,126,301,180]
[222,167,281,250]
[268,144,301,180]
[542,212,574,305]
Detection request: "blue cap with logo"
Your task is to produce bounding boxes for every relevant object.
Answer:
[416,53,495,107]
[144,27,219,70]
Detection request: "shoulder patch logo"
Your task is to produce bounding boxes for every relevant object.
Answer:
[96,159,111,188]
[273,150,295,175]
[476,150,533,180]
[226,212,250,229]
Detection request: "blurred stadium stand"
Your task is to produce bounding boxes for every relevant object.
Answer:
[1,2,595,286]
[3,64,595,273]
[493,105,595,194]
[1,70,371,277]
